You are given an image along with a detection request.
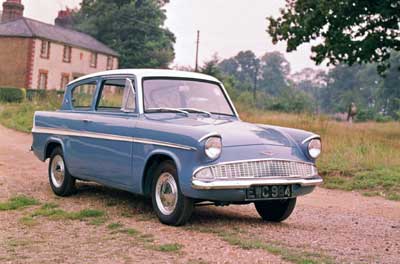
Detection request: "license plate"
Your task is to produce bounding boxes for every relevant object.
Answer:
[246,185,293,200]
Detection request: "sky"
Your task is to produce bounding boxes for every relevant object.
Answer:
[14,0,326,73]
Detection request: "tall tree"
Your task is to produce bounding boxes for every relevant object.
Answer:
[73,0,175,68]
[381,53,400,117]
[219,50,259,92]
[268,0,400,73]
[259,51,291,96]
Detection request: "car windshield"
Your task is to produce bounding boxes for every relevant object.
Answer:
[143,78,234,116]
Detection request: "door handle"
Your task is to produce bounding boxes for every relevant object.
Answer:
[83,119,93,123]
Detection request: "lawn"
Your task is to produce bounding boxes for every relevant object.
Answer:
[1,101,399,200]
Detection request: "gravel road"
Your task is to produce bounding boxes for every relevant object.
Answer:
[0,125,399,263]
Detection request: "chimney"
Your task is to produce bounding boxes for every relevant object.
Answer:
[1,0,24,23]
[55,8,74,29]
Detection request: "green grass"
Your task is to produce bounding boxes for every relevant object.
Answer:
[107,222,124,230]
[323,167,400,200]
[31,204,106,222]
[0,195,39,211]
[0,100,60,133]
[152,243,182,252]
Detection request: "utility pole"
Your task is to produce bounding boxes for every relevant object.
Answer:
[253,60,259,102]
[195,30,200,72]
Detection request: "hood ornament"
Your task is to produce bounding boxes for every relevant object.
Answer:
[260,151,273,156]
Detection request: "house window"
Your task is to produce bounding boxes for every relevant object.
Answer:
[63,45,72,63]
[38,70,48,89]
[60,73,69,90]
[40,40,50,59]
[90,52,97,68]
[107,56,114,70]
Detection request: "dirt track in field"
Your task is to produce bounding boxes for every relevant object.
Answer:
[0,125,399,264]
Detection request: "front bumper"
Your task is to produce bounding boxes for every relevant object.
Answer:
[192,176,323,190]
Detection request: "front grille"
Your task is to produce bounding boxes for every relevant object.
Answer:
[209,159,317,179]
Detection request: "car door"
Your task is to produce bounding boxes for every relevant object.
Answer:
[79,76,138,188]
[63,79,99,178]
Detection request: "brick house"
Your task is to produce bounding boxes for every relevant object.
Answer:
[0,0,119,90]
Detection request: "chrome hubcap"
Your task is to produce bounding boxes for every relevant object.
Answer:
[50,155,65,188]
[155,172,178,215]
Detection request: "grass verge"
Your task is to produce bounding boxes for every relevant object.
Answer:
[323,166,400,200]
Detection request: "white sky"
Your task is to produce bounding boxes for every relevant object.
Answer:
[13,0,326,73]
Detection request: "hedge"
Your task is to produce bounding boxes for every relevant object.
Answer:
[0,87,26,103]
[26,89,64,101]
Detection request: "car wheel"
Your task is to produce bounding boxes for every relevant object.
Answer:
[254,198,296,222]
[151,160,193,226]
[48,147,76,197]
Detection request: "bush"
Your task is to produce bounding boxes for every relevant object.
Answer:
[0,87,26,103]
[355,108,375,122]
[26,89,64,101]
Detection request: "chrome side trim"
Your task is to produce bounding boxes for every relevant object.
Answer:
[301,135,321,145]
[32,126,196,151]
[134,137,196,151]
[192,177,323,190]
[198,132,221,142]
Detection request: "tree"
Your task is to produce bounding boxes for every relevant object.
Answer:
[381,53,400,117]
[259,51,291,96]
[73,0,175,68]
[268,0,400,73]
[219,50,259,92]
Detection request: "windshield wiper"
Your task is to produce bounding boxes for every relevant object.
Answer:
[179,108,212,117]
[146,107,189,116]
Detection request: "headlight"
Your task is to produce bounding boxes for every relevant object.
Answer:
[204,137,222,160]
[308,139,321,159]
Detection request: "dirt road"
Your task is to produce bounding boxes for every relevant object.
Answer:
[0,125,399,263]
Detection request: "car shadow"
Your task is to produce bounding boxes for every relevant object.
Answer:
[72,181,289,227]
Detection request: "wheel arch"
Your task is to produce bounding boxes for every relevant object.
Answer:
[141,150,181,197]
[44,137,65,160]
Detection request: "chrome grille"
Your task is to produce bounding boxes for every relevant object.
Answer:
[209,160,316,179]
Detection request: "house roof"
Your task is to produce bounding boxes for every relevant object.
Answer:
[0,17,118,56]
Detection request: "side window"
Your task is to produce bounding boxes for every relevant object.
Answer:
[97,78,136,112]
[71,82,96,109]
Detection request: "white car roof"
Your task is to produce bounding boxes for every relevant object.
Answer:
[69,69,221,86]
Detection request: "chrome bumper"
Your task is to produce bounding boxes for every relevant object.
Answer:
[192,177,323,190]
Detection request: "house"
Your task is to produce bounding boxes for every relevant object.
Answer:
[0,0,119,90]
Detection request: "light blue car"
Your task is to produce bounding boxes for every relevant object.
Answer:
[32,69,322,226]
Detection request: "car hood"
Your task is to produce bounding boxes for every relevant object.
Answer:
[144,114,294,147]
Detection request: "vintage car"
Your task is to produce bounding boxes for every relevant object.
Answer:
[32,69,322,226]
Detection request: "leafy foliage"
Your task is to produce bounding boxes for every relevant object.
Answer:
[73,0,175,68]
[268,0,400,74]
[0,87,25,103]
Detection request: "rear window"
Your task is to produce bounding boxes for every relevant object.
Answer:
[71,82,96,109]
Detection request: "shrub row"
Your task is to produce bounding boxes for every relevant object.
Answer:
[0,87,64,103]
[26,89,64,101]
[0,87,26,103]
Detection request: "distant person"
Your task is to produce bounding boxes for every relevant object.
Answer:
[347,102,357,122]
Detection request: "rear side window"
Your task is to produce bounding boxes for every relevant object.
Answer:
[71,82,96,109]
[97,78,136,112]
